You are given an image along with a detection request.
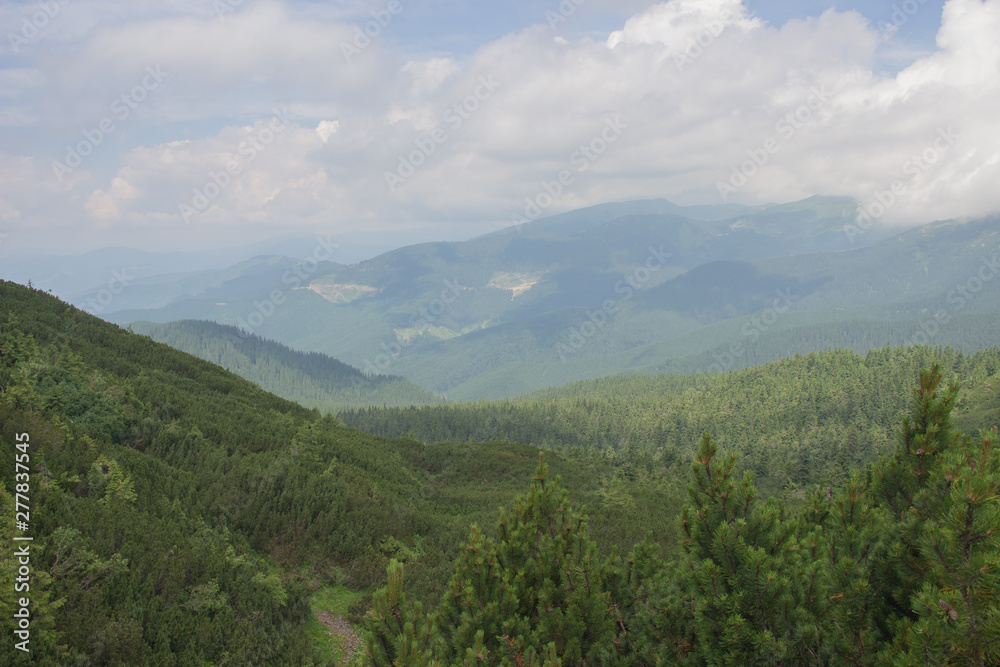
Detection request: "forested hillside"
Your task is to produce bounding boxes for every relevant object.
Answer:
[3,280,999,664]
[101,201,1000,401]
[132,319,443,410]
[0,281,678,664]
[341,345,1000,495]
[363,366,1000,664]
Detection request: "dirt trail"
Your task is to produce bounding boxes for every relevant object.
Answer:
[316,611,361,664]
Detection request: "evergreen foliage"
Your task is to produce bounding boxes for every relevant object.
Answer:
[364,459,619,665]
[362,365,1000,665]
[0,281,677,663]
[132,319,444,411]
[341,345,1000,494]
[2,280,999,664]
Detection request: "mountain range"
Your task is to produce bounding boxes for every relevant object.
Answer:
[8,195,998,400]
[3,279,999,664]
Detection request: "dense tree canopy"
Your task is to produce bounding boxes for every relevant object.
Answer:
[1,281,998,664]
[363,366,1000,665]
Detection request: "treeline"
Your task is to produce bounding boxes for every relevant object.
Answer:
[363,366,1000,665]
[341,345,1000,494]
[645,311,1000,376]
[4,280,999,664]
[132,319,444,411]
[0,282,680,664]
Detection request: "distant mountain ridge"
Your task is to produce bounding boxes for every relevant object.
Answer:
[132,320,443,411]
[71,195,999,399]
[0,232,428,301]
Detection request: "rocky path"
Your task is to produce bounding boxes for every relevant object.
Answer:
[316,611,361,665]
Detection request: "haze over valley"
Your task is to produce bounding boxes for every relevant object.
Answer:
[2,0,999,664]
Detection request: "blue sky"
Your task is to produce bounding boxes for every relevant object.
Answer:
[0,0,996,256]
[391,1,943,52]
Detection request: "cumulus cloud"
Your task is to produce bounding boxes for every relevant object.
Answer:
[0,0,998,253]
[607,0,762,49]
[316,120,340,143]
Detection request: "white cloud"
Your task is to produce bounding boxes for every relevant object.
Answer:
[401,57,461,96]
[0,198,21,222]
[316,120,340,143]
[0,0,998,253]
[607,0,761,49]
[86,175,139,223]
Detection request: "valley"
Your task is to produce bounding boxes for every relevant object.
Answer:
[2,277,998,663]
[76,197,999,400]
[5,0,1000,662]
[3,196,999,665]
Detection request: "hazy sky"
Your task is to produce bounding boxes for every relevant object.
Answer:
[1,0,997,256]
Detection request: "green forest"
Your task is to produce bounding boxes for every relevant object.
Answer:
[2,280,999,664]
[364,367,1000,664]
[132,319,444,411]
[341,345,1000,496]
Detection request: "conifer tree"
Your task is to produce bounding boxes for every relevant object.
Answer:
[871,366,962,619]
[850,364,1000,664]
[802,475,887,665]
[601,535,668,664]
[362,458,618,665]
[674,434,814,664]
[887,428,1000,665]
[363,559,439,666]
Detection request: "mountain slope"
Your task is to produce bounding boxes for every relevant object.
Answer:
[132,319,443,410]
[340,344,1000,496]
[0,280,683,663]
[380,214,1000,397]
[94,198,1000,398]
[73,254,342,315]
[4,280,998,664]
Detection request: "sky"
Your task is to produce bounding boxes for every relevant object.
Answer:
[0,0,998,256]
